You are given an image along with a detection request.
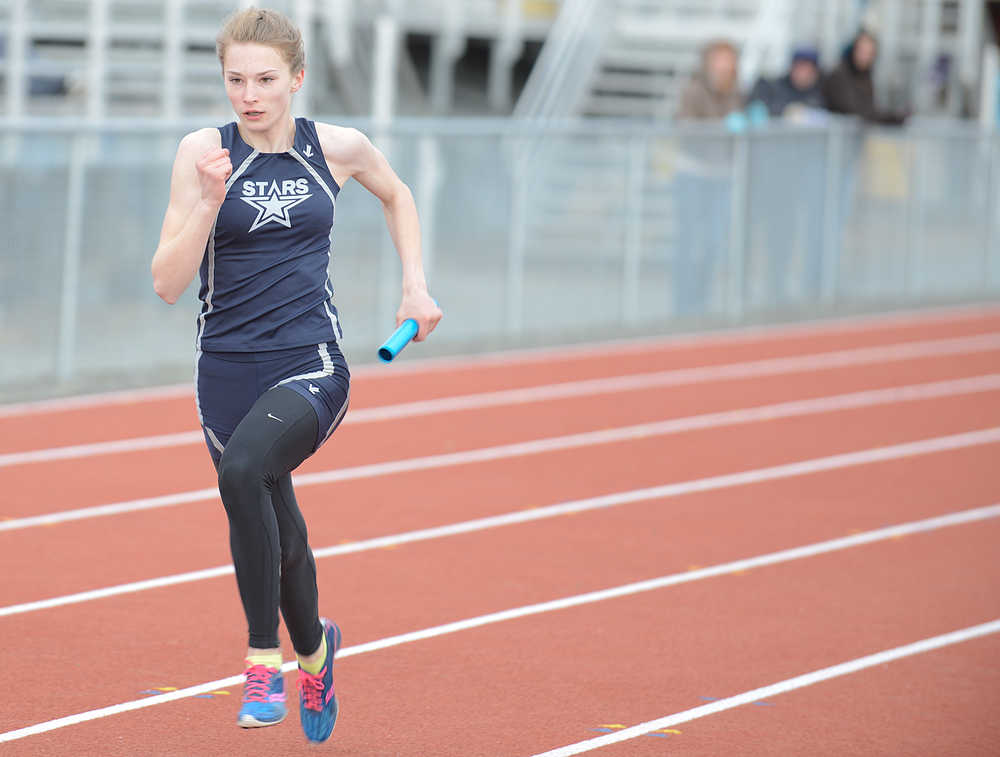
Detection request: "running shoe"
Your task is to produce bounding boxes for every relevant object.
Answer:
[238,663,287,727]
[297,618,342,742]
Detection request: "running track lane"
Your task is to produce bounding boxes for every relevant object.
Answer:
[1,426,998,734]
[582,633,1000,756]
[3,352,1000,524]
[3,344,1000,514]
[2,387,999,604]
[0,370,1000,604]
[3,506,998,755]
[1,304,998,452]
[2,437,999,617]
[1,306,1000,752]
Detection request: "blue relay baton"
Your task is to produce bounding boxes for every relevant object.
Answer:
[378,318,419,363]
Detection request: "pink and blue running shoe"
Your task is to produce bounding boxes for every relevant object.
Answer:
[237,664,287,728]
[297,618,342,743]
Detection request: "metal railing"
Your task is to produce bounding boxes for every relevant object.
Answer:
[0,116,997,396]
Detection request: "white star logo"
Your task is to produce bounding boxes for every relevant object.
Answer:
[240,180,311,232]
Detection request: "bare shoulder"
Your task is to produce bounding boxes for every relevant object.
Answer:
[314,122,371,163]
[167,128,221,199]
[176,127,221,162]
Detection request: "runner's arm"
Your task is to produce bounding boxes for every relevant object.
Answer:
[152,128,228,304]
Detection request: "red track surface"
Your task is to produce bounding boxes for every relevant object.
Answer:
[2,305,999,756]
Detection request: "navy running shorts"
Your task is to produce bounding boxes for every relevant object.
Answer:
[195,342,350,465]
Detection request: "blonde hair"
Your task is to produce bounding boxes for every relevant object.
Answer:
[216,6,305,73]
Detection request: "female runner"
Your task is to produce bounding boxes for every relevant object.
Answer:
[151,6,441,743]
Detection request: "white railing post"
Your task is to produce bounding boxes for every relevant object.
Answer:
[57,133,88,382]
[328,0,353,64]
[415,135,441,282]
[88,0,109,120]
[163,0,184,120]
[878,0,903,107]
[7,0,28,120]
[728,133,749,319]
[294,0,314,116]
[820,124,844,302]
[430,0,466,114]
[372,13,400,331]
[915,0,942,113]
[903,136,923,296]
[372,13,399,127]
[980,45,999,130]
[488,0,523,111]
[819,0,844,70]
[623,136,645,325]
[506,147,528,335]
[982,134,996,290]
[954,0,983,117]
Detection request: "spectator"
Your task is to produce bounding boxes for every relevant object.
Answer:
[677,40,743,120]
[746,47,829,303]
[823,29,907,125]
[747,46,826,120]
[672,40,743,316]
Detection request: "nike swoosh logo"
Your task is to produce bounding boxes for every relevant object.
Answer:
[267,413,284,423]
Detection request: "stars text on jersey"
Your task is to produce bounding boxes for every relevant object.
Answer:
[240,179,312,232]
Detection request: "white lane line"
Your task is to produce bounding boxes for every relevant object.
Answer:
[4,332,1000,468]
[361,301,1000,377]
[528,618,1000,757]
[0,431,206,467]
[0,384,193,419]
[2,503,998,744]
[2,302,998,419]
[2,375,999,533]
[3,415,1000,618]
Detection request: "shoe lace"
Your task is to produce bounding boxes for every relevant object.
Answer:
[243,664,273,703]
[297,668,327,711]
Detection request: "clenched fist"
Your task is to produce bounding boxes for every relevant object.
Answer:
[197,148,233,208]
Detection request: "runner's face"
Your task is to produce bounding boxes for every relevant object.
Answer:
[223,43,303,131]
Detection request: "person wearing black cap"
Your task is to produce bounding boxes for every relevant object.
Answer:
[747,46,827,119]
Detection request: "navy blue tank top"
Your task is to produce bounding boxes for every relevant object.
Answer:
[196,117,342,352]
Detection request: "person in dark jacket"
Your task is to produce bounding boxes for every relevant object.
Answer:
[748,46,826,118]
[823,29,906,124]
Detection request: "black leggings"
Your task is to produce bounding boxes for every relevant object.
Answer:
[215,386,323,655]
